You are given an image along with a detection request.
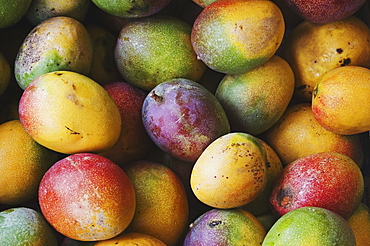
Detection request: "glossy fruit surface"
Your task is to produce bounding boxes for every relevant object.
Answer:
[38,153,136,241]
[184,208,266,246]
[191,132,267,209]
[280,16,370,102]
[142,78,230,162]
[191,0,284,74]
[270,152,364,219]
[312,66,370,135]
[18,71,121,154]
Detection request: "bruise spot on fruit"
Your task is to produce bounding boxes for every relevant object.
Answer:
[336,48,343,54]
[150,91,163,102]
[276,186,293,208]
[65,126,80,135]
[208,220,222,228]
[339,57,351,66]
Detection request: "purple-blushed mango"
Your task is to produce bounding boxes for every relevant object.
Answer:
[142,78,230,162]
[184,208,266,246]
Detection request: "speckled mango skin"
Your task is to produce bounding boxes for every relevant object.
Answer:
[38,153,136,241]
[270,152,364,219]
[240,140,284,216]
[215,55,294,135]
[18,71,121,154]
[191,0,285,74]
[280,16,370,102]
[184,208,266,246]
[115,15,206,91]
[312,66,370,135]
[190,132,267,209]
[283,0,366,23]
[0,207,58,246]
[15,16,93,89]
[262,207,356,246]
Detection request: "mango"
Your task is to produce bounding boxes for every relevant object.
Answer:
[280,16,370,102]
[312,66,370,135]
[15,16,93,89]
[190,132,267,209]
[262,103,364,167]
[191,0,285,74]
[184,208,266,245]
[262,207,356,246]
[215,55,294,135]
[0,207,58,246]
[18,71,121,154]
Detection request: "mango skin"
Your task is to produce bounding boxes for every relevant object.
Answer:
[280,16,370,102]
[26,0,90,25]
[18,71,121,154]
[0,207,58,246]
[115,15,205,91]
[283,0,366,23]
[262,207,356,246]
[262,103,364,167]
[184,208,266,246]
[347,203,370,246]
[38,153,136,241]
[190,132,267,209]
[0,0,32,28]
[123,160,189,246]
[142,78,230,162]
[191,0,285,74]
[0,120,59,205]
[91,0,172,18]
[215,55,294,135]
[270,152,364,219]
[94,232,166,246]
[15,16,93,89]
[312,66,370,135]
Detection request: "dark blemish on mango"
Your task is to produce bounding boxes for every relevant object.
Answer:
[339,57,351,66]
[150,91,163,102]
[65,126,80,135]
[277,187,293,208]
[336,48,343,54]
[208,220,222,228]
